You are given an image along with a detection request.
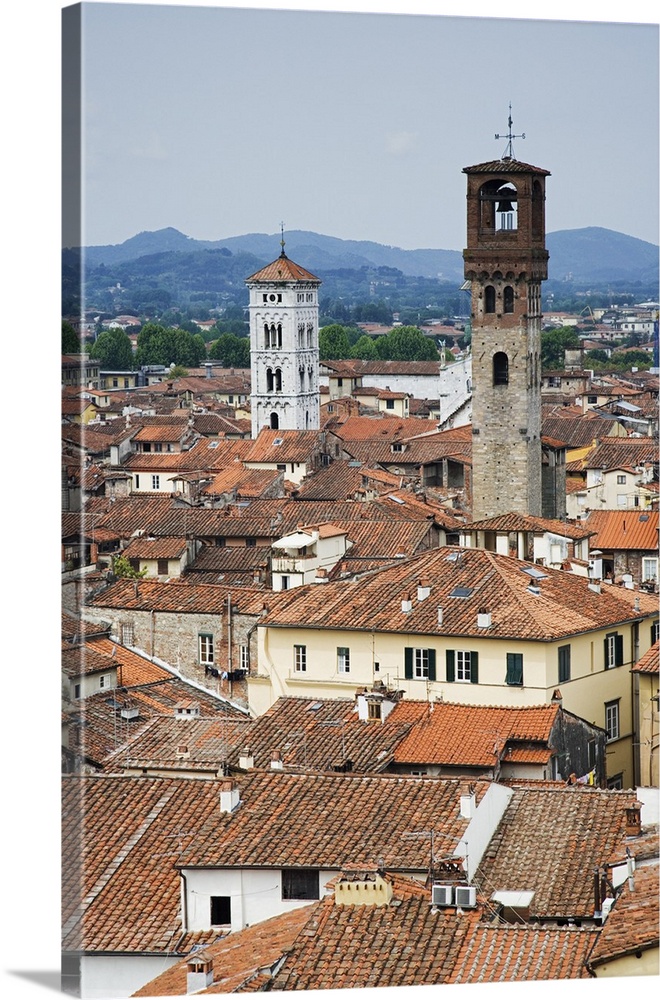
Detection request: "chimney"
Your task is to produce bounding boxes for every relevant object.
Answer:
[588,582,601,594]
[186,952,214,993]
[634,597,641,614]
[477,610,492,629]
[314,568,329,584]
[437,606,443,626]
[205,362,213,379]
[239,746,254,770]
[417,579,431,602]
[460,790,476,819]
[551,688,563,706]
[401,593,413,613]
[270,749,284,770]
[219,778,240,814]
[625,803,642,837]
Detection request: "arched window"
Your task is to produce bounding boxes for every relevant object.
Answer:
[484,286,496,313]
[493,352,509,386]
[276,324,282,348]
[503,286,514,313]
[266,368,274,392]
[275,368,282,392]
[270,412,279,430]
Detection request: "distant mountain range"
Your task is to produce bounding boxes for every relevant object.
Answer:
[74,226,658,285]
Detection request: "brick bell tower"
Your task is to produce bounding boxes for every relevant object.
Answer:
[463,112,550,520]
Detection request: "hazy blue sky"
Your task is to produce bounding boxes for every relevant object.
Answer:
[70,2,659,251]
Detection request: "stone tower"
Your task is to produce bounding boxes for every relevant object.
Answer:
[245,245,322,439]
[463,139,550,520]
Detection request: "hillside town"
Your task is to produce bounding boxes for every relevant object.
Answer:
[61,150,659,996]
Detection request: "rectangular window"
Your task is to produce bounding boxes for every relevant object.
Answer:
[587,739,596,770]
[558,644,571,683]
[154,443,163,453]
[245,537,257,547]
[74,683,81,699]
[505,653,524,686]
[642,557,658,583]
[121,623,134,646]
[386,398,395,409]
[604,632,624,669]
[456,650,472,682]
[198,633,214,665]
[99,675,106,689]
[617,474,626,484]
[151,475,160,490]
[294,645,306,672]
[404,647,436,681]
[337,647,350,673]
[157,558,168,575]
[239,644,249,672]
[617,494,627,507]
[281,575,290,590]
[135,474,140,489]
[605,700,620,742]
[652,620,660,645]
[210,896,231,926]
[281,869,319,900]
[367,701,381,720]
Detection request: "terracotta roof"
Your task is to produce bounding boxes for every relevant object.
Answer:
[259,546,659,641]
[177,770,484,870]
[102,714,253,774]
[464,512,593,540]
[393,703,560,766]
[121,536,189,560]
[584,437,658,472]
[133,905,315,996]
[330,414,463,442]
[583,510,659,551]
[323,359,447,377]
[243,428,323,464]
[244,252,321,284]
[87,578,272,617]
[475,786,639,919]
[200,466,283,498]
[132,424,189,442]
[632,640,659,675]
[62,610,110,643]
[226,695,430,772]
[448,923,597,983]
[463,158,550,176]
[588,862,660,967]
[88,638,173,685]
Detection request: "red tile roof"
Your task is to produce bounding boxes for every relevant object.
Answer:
[588,862,660,967]
[87,578,272,617]
[475,786,639,919]
[259,546,659,642]
[584,509,659,551]
[448,923,597,982]
[464,512,594,540]
[244,252,321,284]
[632,640,659,675]
[393,703,560,766]
[463,158,550,175]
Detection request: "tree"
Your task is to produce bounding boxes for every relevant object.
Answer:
[540,327,580,370]
[376,326,439,361]
[208,333,250,368]
[89,327,134,369]
[112,554,147,580]
[62,320,80,353]
[319,324,351,359]
[350,335,379,360]
[585,348,610,364]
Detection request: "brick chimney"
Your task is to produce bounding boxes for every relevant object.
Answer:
[625,803,642,837]
[270,749,284,770]
[219,778,240,814]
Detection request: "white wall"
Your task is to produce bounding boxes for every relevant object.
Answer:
[80,953,179,999]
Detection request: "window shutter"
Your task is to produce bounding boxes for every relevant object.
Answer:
[604,636,609,666]
[470,650,479,684]
[404,647,413,680]
[615,634,624,666]
[428,649,436,682]
[446,649,455,683]
[506,653,523,685]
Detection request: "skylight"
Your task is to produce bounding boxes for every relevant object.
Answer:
[521,566,548,580]
[273,438,284,446]
[449,587,473,598]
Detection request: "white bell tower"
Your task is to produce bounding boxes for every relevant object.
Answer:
[245,238,322,439]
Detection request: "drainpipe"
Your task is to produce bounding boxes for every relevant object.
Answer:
[179,869,189,933]
[227,594,232,695]
[150,609,155,658]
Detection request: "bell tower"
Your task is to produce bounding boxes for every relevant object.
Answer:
[245,233,321,439]
[463,112,550,520]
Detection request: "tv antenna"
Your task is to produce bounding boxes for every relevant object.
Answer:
[495,103,525,160]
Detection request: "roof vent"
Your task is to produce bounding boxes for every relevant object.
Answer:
[239,747,254,770]
[186,952,214,992]
[401,594,413,613]
[218,778,240,814]
[417,579,431,602]
[477,610,492,629]
[120,706,140,721]
[437,606,444,626]
[270,749,284,770]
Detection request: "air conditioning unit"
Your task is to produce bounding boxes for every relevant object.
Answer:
[431,884,453,907]
[455,885,477,909]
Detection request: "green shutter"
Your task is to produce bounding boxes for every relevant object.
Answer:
[404,647,413,680]
[615,634,624,666]
[604,636,609,667]
[470,650,479,684]
[446,649,455,683]
[428,649,436,682]
[506,653,523,685]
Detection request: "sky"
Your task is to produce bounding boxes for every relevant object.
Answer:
[2,4,659,1000]
[65,2,660,252]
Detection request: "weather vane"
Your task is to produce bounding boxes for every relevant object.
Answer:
[495,103,525,160]
[280,220,286,256]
